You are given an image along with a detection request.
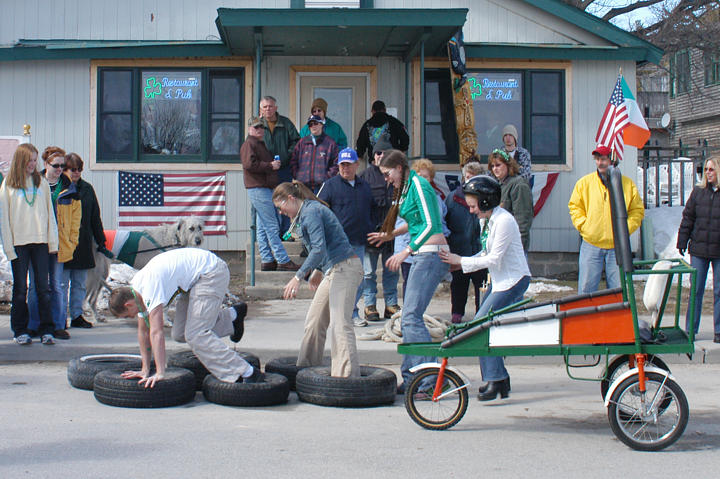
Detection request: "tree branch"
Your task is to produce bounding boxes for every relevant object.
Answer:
[601,0,666,21]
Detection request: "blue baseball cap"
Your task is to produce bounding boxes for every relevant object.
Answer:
[338,148,359,164]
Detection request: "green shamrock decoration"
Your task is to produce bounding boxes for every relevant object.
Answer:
[468,77,482,99]
[144,77,162,99]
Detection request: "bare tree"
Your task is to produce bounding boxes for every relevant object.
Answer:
[562,0,668,21]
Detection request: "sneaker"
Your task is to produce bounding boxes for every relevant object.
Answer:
[364,305,381,322]
[238,367,265,383]
[260,260,277,271]
[54,329,71,340]
[14,334,32,345]
[230,302,247,343]
[41,334,55,345]
[354,317,368,327]
[278,260,300,272]
[70,316,93,328]
[383,304,401,319]
[451,313,463,324]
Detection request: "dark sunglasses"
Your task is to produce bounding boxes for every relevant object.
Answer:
[64,167,82,172]
[705,167,715,172]
[308,122,321,127]
[382,170,391,178]
[374,150,384,156]
[50,163,64,169]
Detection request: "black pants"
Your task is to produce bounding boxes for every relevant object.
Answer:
[11,243,54,337]
[450,268,488,316]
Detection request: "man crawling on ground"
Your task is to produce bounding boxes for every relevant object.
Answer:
[108,248,263,387]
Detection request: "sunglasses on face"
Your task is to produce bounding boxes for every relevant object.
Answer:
[374,151,384,156]
[50,163,64,169]
[64,167,82,172]
[382,170,391,178]
[308,122,321,127]
[706,167,715,172]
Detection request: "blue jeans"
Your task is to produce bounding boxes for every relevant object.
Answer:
[476,275,531,381]
[247,187,290,264]
[362,246,399,307]
[62,268,88,320]
[400,252,449,386]
[350,244,365,319]
[28,253,65,331]
[686,256,720,335]
[10,243,53,337]
[578,240,620,293]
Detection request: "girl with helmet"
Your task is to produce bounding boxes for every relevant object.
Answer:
[367,150,449,393]
[439,175,531,401]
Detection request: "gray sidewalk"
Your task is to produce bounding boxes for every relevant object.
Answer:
[2,293,720,365]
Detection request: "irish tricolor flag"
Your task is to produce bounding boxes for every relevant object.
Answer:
[596,74,650,161]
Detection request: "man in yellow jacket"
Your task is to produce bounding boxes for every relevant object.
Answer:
[568,145,644,293]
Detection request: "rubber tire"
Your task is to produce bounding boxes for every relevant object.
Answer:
[265,356,330,391]
[202,373,289,407]
[67,354,143,391]
[607,371,689,451]
[168,350,261,390]
[601,355,670,400]
[405,367,469,431]
[295,366,396,408]
[93,367,196,408]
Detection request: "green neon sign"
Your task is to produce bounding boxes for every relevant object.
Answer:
[144,77,162,99]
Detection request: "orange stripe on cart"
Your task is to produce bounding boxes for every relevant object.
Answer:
[559,292,634,345]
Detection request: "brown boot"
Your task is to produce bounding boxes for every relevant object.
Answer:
[384,304,401,319]
[364,305,381,321]
[278,260,300,271]
[261,260,277,271]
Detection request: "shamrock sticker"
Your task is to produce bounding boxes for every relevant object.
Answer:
[144,77,162,99]
[468,77,482,100]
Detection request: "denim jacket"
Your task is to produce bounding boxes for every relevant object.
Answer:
[294,200,356,280]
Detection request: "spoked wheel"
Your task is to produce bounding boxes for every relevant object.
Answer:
[601,355,670,400]
[607,371,689,451]
[405,368,469,431]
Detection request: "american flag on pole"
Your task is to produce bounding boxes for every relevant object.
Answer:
[595,74,629,161]
[118,171,227,235]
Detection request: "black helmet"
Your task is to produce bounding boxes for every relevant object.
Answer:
[463,175,501,211]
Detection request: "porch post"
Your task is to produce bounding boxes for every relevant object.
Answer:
[420,40,425,158]
[249,30,263,287]
[405,60,411,157]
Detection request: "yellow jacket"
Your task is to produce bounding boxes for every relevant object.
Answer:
[56,183,82,263]
[568,171,644,249]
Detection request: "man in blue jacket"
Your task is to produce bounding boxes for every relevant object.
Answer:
[318,148,374,326]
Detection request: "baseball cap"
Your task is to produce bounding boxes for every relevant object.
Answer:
[338,148,358,164]
[247,116,263,128]
[307,115,326,125]
[592,145,612,157]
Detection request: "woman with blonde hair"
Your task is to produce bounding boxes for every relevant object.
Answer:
[368,150,449,393]
[0,143,58,345]
[678,154,720,343]
[273,180,363,378]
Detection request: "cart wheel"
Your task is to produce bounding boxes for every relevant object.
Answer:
[601,355,670,400]
[607,371,688,451]
[405,368,468,431]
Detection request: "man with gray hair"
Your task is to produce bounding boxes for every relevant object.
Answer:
[259,95,301,235]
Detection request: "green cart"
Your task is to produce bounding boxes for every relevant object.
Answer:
[398,167,697,451]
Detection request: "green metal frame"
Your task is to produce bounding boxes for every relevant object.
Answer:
[398,258,697,372]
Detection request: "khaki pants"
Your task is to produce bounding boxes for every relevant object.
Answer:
[171,262,252,382]
[297,257,363,377]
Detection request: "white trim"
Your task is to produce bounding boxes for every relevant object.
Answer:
[410,175,435,248]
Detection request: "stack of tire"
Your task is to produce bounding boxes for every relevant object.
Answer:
[266,356,397,408]
[67,351,289,408]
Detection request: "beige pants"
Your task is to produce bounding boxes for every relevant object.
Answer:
[171,262,252,382]
[297,256,363,377]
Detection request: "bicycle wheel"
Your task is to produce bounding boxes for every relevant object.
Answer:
[405,368,468,431]
[607,371,689,451]
[601,355,670,400]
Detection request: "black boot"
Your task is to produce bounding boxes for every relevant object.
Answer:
[477,379,510,401]
[230,302,247,343]
[478,377,510,394]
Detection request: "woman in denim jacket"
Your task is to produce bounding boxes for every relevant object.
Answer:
[273,181,363,378]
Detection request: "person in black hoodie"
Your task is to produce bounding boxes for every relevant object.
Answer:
[356,100,409,161]
[60,153,109,329]
[677,155,720,343]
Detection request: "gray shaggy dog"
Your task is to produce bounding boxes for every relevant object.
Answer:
[84,217,205,322]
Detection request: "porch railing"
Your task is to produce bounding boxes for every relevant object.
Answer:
[638,145,709,209]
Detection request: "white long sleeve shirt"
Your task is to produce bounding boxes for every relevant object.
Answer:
[460,207,530,292]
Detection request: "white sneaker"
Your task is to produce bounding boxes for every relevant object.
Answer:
[14,334,32,345]
[353,318,368,327]
[41,334,55,345]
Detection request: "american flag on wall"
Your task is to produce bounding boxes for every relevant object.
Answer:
[118,171,227,235]
[595,75,630,161]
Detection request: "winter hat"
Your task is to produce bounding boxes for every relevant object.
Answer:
[311,98,328,115]
[501,124,518,142]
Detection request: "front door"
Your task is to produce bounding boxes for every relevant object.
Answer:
[297,73,369,168]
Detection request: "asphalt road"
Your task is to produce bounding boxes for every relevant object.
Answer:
[2,362,719,478]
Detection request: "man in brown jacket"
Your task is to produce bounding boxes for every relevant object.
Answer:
[240,116,299,271]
